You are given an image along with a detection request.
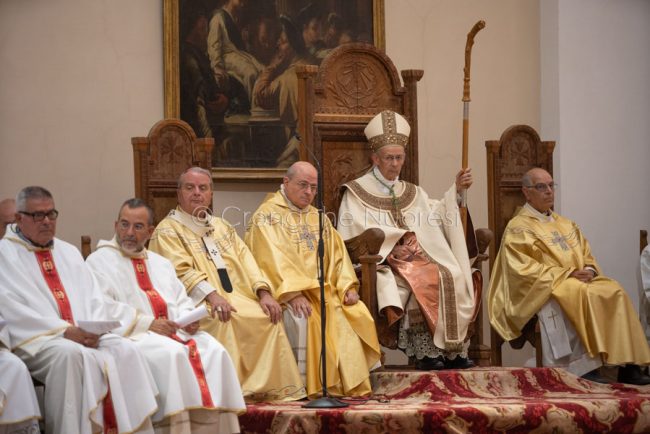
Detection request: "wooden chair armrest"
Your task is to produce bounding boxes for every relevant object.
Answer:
[81,235,92,260]
[344,228,385,264]
[472,227,493,268]
[344,229,385,322]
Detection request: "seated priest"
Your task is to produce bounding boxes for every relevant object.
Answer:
[0,311,41,434]
[86,198,245,433]
[0,186,159,434]
[337,110,478,370]
[488,168,650,385]
[244,161,381,398]
[641,242,650,344]
[148,167,305,402]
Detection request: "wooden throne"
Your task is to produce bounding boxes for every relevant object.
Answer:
[296,42,491,365]
[131,119,213,225]
[486,124,555,366]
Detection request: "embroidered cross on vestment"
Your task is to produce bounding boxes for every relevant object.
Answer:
[299,226,316,250]
[550,231,570,251]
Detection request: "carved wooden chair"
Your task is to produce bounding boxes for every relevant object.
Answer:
[131,118,213,225]
[486,124,555,366]
[641,230,648,255]
[296,43,492,365]
[80,119,213,257]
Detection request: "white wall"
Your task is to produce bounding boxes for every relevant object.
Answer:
[541,0,650,308]
[0,0,164,244]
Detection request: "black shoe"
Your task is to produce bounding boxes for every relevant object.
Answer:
[581,369,610,384]
[618,365,650,385]
[416,356,444,371]
[443,356,475,370]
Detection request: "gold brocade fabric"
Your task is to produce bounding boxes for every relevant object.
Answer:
[244,191,381,397]
[488,207,650,366]
[149,209,306,402]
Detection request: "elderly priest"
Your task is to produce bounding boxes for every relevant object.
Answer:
[245,161,381,398]
[338,110,477,371]
[86,198,245,433]
[0,186,158,434]
[488,168,650,385]
[149,167,305,402]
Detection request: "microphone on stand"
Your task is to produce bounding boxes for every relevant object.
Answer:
[294,132,348,409]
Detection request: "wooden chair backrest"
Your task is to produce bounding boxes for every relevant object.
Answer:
[641,230,648,254]
[132,119,213,225]
[486,125,555,265]
[295,43,423,218]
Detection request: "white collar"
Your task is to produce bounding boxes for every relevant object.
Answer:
[524,202,554,222]
[279,184,309,212]
[373,166,399,186]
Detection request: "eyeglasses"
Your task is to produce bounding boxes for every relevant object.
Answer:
[524,183,557,192]
[295,181,318,192]
[19,209,59,222]
[379,154,405,163]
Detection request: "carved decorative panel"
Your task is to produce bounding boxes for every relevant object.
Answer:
[296,43,423,218]
[132,119,213,225]
[486,125,555,265]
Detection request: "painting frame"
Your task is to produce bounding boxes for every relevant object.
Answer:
[163,0,385,181]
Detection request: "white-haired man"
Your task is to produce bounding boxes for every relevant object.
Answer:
[149,167,305,402]
[338,110,478,370]
[489,167,650,385]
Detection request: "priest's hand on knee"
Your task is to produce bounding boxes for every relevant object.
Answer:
[343,289,360,306]
[150,319,179,337]
[206,291,237,322]
[569,268,595,283]
[288,295,312,318]
[64,326,100,348]
[257,289,282,324]
[182,321,200,335]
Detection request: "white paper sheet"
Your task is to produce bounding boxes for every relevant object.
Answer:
[175,305,209,328]
[77,320,121,335]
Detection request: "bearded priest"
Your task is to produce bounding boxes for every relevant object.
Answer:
[86,198,245,433]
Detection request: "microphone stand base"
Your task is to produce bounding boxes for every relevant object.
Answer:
[302,396,349,409]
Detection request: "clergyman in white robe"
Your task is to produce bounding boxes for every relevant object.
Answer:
[87,237,245,434]
[641,244,650,344]
[0,313,40,434]
[0,227,159,434]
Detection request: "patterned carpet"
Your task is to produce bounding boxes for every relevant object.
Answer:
[239,367,650,433]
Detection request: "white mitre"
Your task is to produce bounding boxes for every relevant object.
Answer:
[364,110,411,151]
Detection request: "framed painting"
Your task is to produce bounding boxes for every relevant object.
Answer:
[164,0,385,181]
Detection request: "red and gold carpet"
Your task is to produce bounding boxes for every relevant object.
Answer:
[239,367,650,433]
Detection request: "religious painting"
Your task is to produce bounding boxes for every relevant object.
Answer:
[164,0,385,181]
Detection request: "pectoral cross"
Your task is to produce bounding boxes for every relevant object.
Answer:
[551,231,569,251]
[547,309,559,329]
[300,226,316,251]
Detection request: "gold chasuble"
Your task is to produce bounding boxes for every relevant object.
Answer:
[488,205,650,366]
[149,208,305,402]
[245,191,381,397]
